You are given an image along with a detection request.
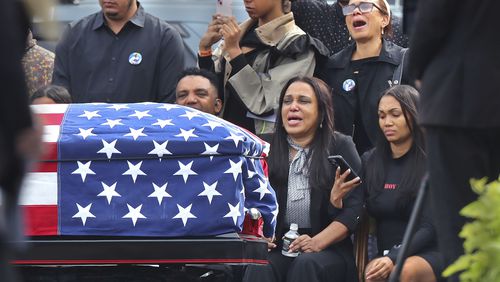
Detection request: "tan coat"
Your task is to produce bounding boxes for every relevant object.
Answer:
[213,13,317,134]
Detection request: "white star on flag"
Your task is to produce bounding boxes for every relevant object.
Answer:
[97,182,121,204]
[253,179,272,200]
[75,128,96,140]
[78,110,101,120]
[224,159,242,181]
[224,202,241,225]
[71,161,96,182]
[123,161,147,183]
[202,120,223,130]
[180,110,201,120]
[173,204,197,227]
[148,182,172,205]
[97,139,121,159]
[152,119,174,128]
[148,141,172,158]
[201,143,220,156]
[107,104,129,111]
[101,119,123,129]
[122,204,147,226]
[198,181,222,204]
[157,104,178,111]
[124,127,147,140]
[72,203,96,226]
[247,169,256,179]
[175,128,198,141]
[174,161,197,183]
[225,132,245,147]
[129,110,152,120]
[271,207,279,224]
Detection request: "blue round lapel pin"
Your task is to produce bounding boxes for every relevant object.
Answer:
[129,52,143,65]
[342,79,356,92]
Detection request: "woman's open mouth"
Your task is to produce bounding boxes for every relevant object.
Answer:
[287,116,303,126]
[352,19,367,30]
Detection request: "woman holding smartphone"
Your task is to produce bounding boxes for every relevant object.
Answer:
[198,0,328,135]
[334,85,444,282]
[243,76,362,282]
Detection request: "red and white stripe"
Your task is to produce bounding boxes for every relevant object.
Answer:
[21,104,68,236]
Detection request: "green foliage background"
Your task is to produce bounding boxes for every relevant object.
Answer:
[443,177,500,281]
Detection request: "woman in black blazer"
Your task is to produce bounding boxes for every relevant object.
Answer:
[244,76,362,282]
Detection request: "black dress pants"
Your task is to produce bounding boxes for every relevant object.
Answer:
[425,126,500,282]
[242,247,357,282]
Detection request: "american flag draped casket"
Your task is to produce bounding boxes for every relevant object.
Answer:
[22,103,278,238]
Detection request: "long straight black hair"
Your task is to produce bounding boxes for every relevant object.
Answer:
[268,76,336,191]
[365,85,426,205]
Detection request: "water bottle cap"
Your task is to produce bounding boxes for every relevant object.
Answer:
[290,223,298,231]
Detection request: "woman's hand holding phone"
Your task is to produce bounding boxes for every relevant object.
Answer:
[199,15,225,52]
[220,16,242,59]
[328,156,361,208]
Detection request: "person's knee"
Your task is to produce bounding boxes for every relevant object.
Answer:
[399,257,436,282]
[290,252,349,281]
[286,254,321,282]
[400,263,419,282]
[291,253,317,269]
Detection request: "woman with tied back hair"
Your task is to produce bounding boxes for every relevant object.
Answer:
[198,0,329,135]
[334,85,444,281]
[320,0,409,155]
[244,76,362,282]
[30,85,71,104]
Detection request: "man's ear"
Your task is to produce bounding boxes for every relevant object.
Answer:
[214,99,223,115]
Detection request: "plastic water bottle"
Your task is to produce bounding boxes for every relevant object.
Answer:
[282,223,300,257]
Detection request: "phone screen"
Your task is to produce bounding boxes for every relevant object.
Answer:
[216,0,232,16]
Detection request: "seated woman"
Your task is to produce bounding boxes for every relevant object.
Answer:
[198,0,328,134]
[332,85,444,281]
[320,0,409,154]
[243,76,362,282]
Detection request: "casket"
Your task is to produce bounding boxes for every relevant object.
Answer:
[22,103,278,239]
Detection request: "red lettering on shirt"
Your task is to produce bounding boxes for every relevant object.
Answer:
[384,183,397,190]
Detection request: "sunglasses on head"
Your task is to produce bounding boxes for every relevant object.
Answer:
[342,1,386,16]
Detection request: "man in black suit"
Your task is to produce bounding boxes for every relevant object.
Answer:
[410,0,500,280]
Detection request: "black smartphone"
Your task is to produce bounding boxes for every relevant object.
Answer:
[327,155,360,182]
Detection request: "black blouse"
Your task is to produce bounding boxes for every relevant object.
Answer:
[363,151,438,262]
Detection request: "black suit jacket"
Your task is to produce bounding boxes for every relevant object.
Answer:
[261,132,362,256]
[0,0,31,192]
[409,0,500,128]
[321,40,408,149]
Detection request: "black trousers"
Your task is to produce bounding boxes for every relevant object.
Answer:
[242,247,357,282]
[425,127,500,282]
